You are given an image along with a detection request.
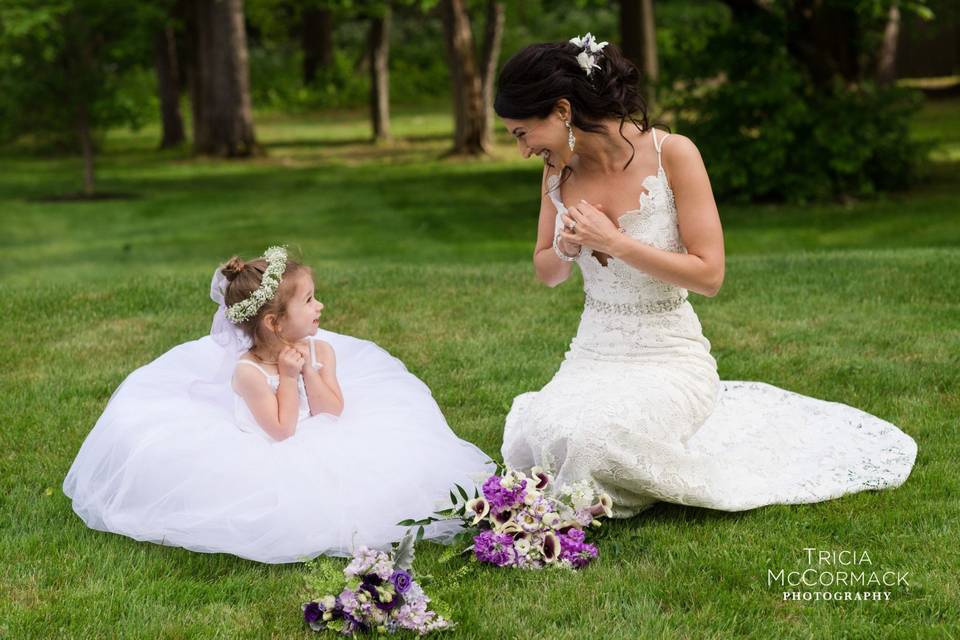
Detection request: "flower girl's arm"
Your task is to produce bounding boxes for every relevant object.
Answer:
[302,341,344,417]
[233,363,302,441]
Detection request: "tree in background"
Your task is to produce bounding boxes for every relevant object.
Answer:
[188,0,258,156]
[302,1,335,85]
[439,0,504,155]
[619,0,659,114]
[0,0,163,195]
[663,0,934,203]
[155,1,186,148]
[366,2,393,142]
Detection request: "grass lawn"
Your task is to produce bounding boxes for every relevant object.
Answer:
[1,98,958,639]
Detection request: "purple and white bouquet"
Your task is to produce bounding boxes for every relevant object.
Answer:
[302,532,451,636]
[428,466,612,570]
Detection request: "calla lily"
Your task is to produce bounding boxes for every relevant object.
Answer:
[530,466,552,490]
[494,520,524,535]
[492,508,513,525]
[466,497,490,524]
[542,532,560,562]
[588,493,614,518]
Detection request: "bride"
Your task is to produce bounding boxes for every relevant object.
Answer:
[496,35,917,516]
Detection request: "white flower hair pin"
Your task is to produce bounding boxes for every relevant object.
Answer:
[569,32,608,76]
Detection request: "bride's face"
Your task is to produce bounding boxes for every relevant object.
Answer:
[279,271,324,340]
[502,112,568,166]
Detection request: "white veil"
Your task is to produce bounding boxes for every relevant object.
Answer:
[187,268,253,409]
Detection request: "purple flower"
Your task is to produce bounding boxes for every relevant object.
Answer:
[303,601,322,624]
[558,529,599,569]
[564,528,586,543]
[482,475,527,513]
[473,529,515,567]
[390,569,412,595]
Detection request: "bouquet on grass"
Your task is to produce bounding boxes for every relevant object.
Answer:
[302,531,451,636]
[403,465,613,570]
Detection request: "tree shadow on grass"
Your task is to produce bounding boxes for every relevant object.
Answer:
[29,192,141,203]
[264,131,450,150]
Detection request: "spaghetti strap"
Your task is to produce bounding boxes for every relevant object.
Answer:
[545,173,566,213]
[307,338,323,369]
[652,127,671,171]
[236,359,275,378]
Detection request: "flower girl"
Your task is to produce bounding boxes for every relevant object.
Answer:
[63,246,493,563]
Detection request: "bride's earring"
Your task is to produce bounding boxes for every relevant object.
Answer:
[565,120,576,151]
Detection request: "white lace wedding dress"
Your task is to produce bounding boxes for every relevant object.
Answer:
[501,128,918,517]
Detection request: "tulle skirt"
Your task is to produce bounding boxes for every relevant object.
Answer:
[63,329,494,563]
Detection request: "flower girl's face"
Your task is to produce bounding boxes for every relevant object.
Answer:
[503,113,567,166]
[280,271,324,339]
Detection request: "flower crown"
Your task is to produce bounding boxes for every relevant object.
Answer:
[225,245,288,324]
[569,32,608,76]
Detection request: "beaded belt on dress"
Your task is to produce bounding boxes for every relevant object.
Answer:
[584,292,687,315]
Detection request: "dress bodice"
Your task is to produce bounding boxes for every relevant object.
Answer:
[232,339,324,439]
[546,127,689,313]
[546,128,713,366]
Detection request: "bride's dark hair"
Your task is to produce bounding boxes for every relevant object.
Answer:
[494,40,664,187]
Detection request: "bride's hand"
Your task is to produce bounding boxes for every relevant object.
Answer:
[561,201,620,253]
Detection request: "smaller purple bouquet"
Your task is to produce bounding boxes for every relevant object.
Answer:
[425,466,612,570]
[302,532,451,635]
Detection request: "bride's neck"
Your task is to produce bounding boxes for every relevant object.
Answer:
[571,121,646,175]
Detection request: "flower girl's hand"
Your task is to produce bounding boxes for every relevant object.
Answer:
[293,341,311,370]
[278,347,304,379]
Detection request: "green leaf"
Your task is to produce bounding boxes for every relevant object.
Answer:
[393,529,416,572]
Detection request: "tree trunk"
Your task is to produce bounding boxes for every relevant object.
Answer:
[640,0,658,114]
[76,103,95,196]
[619,0,643,69]
[480,1,505,143]
[155,22,186,148]
[785,0,862,89]
[876,1,900,87]
[620,0,657,113]
[369,6,392,142]
[303,7,333,86]
[191,0,258,157]
[440,0,488,155]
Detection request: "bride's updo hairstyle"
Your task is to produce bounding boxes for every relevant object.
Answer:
[495,40,660,185]
[221,254,311,346]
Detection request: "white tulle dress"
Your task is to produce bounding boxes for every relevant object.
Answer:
[502,128,918,517]
[63,283,494,563]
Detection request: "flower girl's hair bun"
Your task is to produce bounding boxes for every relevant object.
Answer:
[221,256,247,282]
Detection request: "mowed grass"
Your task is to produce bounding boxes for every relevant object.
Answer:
[1,98,959,639]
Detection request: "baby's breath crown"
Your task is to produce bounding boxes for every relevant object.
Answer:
[225,246,288,324]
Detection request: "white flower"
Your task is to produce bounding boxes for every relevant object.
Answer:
[576,51,600,76]
[570,32,608,76]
